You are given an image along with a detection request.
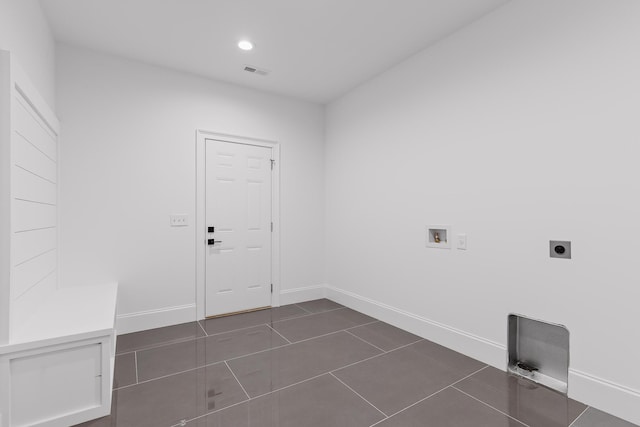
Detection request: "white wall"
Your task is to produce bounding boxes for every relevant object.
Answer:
[0,0,56,107]
[325,0,640,423]
[56,45,325,331]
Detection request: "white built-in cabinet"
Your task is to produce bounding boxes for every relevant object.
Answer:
[0,50,118,427]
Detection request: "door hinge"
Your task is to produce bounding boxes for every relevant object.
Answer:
[271,222,273,232]
[270,159,275,170]
[271,284,273,293]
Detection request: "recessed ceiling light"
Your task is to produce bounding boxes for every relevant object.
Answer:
[238,40,254,51]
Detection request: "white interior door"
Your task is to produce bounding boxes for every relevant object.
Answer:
[205,139,272,317]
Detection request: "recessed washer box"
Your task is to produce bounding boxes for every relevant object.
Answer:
[426,225,451,249]
[508,314,570,394]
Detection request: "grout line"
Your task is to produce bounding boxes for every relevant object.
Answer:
[452,386,530,427]
[114,361,223,391]
[118,321,278,357]
[352,320,382,329]
[116,334,302,391]
[270,311,315,323]
[568,406,591,427]
[131,324,418,391]
[118,336,199,355]
[119,306,363,359]
[171,398,250,426]
[134,351,139,384]
[294,303,313,314]
[270,306,346,325]
[221,341,291,363]
[330,372,388,418]
[174,372,333,426]
[322,306,347,313]
[265,323,291,344]
[117,330,425,393]
[222,328,360,364]
[330,352,389,375]
[250,372,329,400]
[116,320,425,393]
[225,361,250,400]
[366,366,489,427]
[331,338,426,375]
[197,320,208,336]
[202,323,277,339]
[383,338,424,355]
[450,365,489,387]
[367,386,450,427]
[344,329,386,353]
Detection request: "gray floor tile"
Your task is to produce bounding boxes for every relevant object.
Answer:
[347,321,421,351]
[113,353,136,389]
[200,305,307,335]
[455,366,587,427]
[227,331,382,397]
[333,339,485,415]
[75,362,247,427]
[570,407,638,427]
[136,325,289,382]
[116,321,205,354]
[271,308,375,342]
[376,387,524,427]
[295,299,343,313]
[191,374,385,427]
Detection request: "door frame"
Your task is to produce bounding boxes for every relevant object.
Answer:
[195,130,281,320]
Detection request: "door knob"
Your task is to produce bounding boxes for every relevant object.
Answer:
[207,239,222,246]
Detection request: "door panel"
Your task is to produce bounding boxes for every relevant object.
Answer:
[205,140,272,317]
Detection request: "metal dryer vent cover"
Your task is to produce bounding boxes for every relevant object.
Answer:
[243,65,270,76]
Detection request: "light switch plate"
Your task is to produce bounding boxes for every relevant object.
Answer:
[170,214,188,227]
[457,233,467,250]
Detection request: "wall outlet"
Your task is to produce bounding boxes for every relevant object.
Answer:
[170,214,188,227]
[550,240,571,259]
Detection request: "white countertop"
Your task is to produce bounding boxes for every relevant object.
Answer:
[0,282,118,354]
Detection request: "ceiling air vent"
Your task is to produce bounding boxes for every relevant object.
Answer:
[244,65,270,76]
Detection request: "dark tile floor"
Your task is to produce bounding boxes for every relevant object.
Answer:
[75,300,637,427]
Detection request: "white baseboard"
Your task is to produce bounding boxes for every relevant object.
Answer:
[325,284,640,426]
[279,285,326,305]
[116,303,196,335]
[569,369,640,426]
[325,285,506,368]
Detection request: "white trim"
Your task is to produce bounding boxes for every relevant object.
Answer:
[116,303,196,335]
[279,284,326,305]
[0,51,12,346]
[324,284,640,426]
[568,369,640,426]
[195,130,281,320]
[325,284,506,368]
[0,50,60,347]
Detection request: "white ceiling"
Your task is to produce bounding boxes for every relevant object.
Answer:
[40,0,510,104]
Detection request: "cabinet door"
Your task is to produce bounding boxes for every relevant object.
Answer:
[10,342,102,426]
